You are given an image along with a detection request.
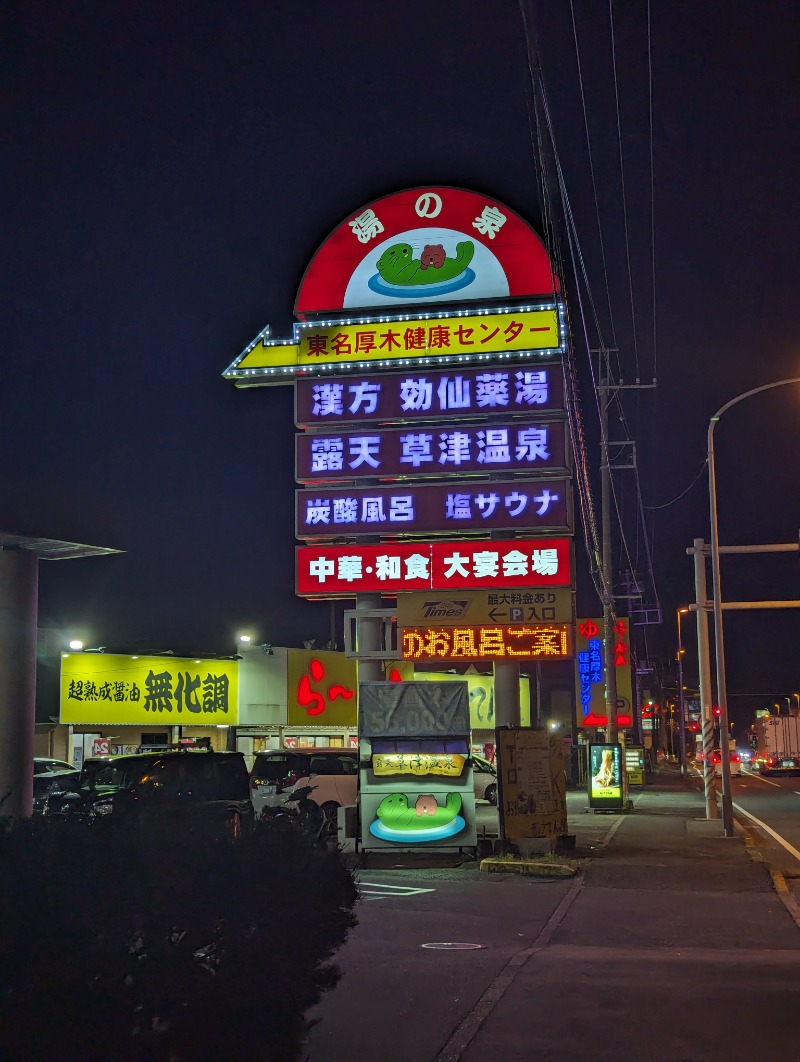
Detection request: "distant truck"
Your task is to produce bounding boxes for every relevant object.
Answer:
[754,715,800,774]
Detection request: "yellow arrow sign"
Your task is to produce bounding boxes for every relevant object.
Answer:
[225,305,563,384]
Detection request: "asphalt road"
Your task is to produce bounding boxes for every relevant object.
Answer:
[729,767,800,889]
[307,778,800,1061]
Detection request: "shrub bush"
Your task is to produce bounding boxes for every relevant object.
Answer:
[0,815,357,1062]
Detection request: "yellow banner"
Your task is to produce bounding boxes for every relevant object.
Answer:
[60,653,239,725]
[234,308,560,372]
[373,753,466,777]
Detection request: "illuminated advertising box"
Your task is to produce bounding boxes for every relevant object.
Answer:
[401,624,571,662]
[397,587,574,626]
[296,537,572,597]
[296,419,568,482]
[60,653,239,726]
[294,362,565,427]
[588,743,624,810]
[296,479,570,538]
[575,617,633,728]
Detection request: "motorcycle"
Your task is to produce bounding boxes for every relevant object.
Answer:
[260,785,327,845]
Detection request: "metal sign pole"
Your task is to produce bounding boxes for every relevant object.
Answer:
[689,539,719,820]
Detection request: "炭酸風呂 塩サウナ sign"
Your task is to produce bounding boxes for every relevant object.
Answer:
[295,538,572,598]
[296,480,571,538]
[60,653,239,726]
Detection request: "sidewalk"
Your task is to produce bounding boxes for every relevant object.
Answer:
[308,770,800,1062]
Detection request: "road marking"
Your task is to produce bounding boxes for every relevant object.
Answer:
[743,768,782,788]
[358,882,436,901]
[732,802,800,867]
[435,875,583,1061]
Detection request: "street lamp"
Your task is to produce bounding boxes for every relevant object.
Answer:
[793,693,800,715]
[708,376,800,838]
[677,608,689,776]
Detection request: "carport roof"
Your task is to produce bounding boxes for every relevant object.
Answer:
[0,532,122,560]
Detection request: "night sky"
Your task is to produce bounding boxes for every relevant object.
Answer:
[3,2,798,723]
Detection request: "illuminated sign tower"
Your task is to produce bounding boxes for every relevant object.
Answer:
[223,186,575,731]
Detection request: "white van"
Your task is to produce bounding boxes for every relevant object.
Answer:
[289,751,359,828]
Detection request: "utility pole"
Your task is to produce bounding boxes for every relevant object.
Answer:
[599,363,619,747]
[596,356,657,751]
[677,608,689,777]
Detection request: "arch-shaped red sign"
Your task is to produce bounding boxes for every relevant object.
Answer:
[295,186,558,318]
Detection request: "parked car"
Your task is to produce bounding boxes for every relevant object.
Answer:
[472,755,497,805]
[32,758,79,813]
[249,748,358,816]
[709,749,742,778]
[288,751,360,831]
[34,757,76,775]
[45,749,253,831]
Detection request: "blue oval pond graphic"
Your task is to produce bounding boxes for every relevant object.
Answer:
[369,814,466,843]
[367,268,475,300]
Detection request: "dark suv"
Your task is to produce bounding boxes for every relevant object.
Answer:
[46,749,254,832]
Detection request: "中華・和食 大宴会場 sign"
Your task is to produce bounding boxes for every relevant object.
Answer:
[295,538,572,597]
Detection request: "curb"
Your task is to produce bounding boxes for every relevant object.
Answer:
[769,868,800,931]
[734,812,800,931]
[479,858,578,878]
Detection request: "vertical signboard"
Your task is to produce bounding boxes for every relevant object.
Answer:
[496,728,567,847]
[624,746,646,786]
[575,618,633,728]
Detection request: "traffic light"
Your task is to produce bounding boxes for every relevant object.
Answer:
[713,707,722,718]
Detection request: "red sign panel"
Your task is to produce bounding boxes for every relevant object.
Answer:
[296,480,570,538]
[294,186,558,317]
[401,625,571,661]
[296,537,572,597]
[295,419,568,483]
[294,363,565,427]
